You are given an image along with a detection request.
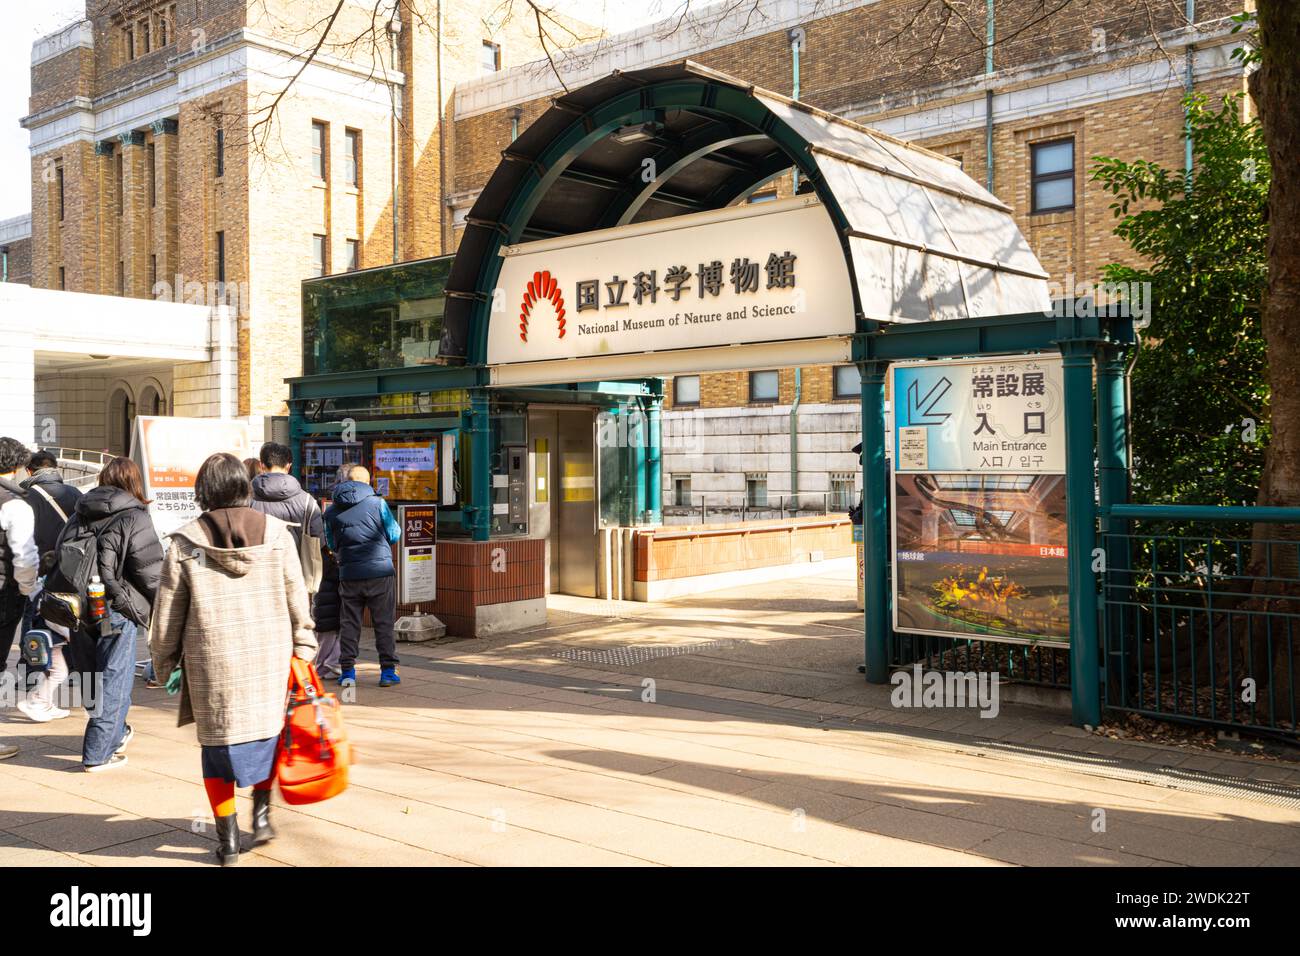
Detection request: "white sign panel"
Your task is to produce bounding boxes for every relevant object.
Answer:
[890,355,1065,474]
[488,196,854,365]
[130,416,256,539]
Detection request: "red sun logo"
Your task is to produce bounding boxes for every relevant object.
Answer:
[519,270,565,343]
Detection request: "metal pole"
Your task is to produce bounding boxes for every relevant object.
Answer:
[647,389,662,525]
[860,360,890,683]
[1061,339,1102,726]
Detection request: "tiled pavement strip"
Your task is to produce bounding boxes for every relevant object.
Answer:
[3,567,1299,867]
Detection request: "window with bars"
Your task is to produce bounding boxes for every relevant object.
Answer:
[830,473,855,510]
[746,474,768,507]
[674,477,692,507]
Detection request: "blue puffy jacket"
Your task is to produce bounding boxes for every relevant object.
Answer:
[323,481,400,581]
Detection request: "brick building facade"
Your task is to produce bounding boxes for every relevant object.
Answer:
[20,0,1248,477]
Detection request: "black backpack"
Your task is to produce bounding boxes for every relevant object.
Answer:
[39,513,125,633]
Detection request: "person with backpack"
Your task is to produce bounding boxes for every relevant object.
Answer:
[0,437,40,682]
[48,457,163,771]
[323,465,402,688]
[150,453,317,866]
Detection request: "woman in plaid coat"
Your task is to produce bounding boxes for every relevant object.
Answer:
[151,453,317,866]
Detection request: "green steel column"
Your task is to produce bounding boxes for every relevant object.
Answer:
[468,388,492,542]
[647,391,663,525]
[1060,340,1102,727]
[630,403,647,525]
[859,359,890,683]
[1096,344,1131,711]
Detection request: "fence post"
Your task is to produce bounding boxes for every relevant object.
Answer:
[859,359,890,683]
[1061,338,1102,727]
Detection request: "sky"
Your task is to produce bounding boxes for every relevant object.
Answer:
[0,1,682,222]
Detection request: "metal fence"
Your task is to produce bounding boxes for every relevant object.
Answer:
[888,632,1072,688]
[663,492,853,525]
[1100,504,1300,738]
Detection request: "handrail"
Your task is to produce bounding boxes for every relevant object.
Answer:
[1102,504,1300,524]
[644,516,851,541]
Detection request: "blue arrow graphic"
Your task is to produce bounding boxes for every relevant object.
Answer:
[907,376,952,425]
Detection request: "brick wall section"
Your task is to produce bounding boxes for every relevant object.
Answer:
[635,517,854,583]
[409,538,545,636]
[2,238,32,285]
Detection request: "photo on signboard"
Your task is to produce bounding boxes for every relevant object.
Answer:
[892,472,1068,644]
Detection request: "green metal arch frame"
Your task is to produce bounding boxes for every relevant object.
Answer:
[464,78,866,366]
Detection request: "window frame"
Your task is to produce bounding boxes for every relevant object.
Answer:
[746,473,769,508]
[56,163,65,222]
[833,364,859,400]
[215,128,225,178]
[749,369,779,404]
[215,230,226,284]
[312,234,328,278]
[1030,137,1075,215]
[345,238,359,272]
[672,374,700,407]
[480,40,501,73]
[344,129,360,187]
[311,121,327,180]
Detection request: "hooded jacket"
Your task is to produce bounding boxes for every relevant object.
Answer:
[150,508,316,746]
[249,471,323,544]
[22,468,83,558]
[0,476,38,596]
[322,480,400,581]
[58,485,163,627]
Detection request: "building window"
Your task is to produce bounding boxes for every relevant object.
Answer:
[148,143,156,206]
[312,234,328,277]
[830,472,855,511]
[673,375,700,406]
[674,476,692,507]
[481,41,501,73]
[150,254,157,288]
[117,261,124,295]
[116,150,124,215]
[56,164,64,221]
[746,474,768,508]
[124,25,134,61]
[345,239,359,272]
[747,191,777,204]
[58,267,65,290]
[311,121,327,179]
[215,231,226,284]
[1031,138,1074,214]
[344,129,359,187]
[139,18,151,54]
[833,364,858,400]
[749,370,779,403]
[215,128,224,178]
[157,9,168,47]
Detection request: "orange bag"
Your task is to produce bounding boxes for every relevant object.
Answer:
[277,657,352,805]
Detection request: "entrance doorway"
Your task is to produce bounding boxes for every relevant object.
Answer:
[528,407,597,597]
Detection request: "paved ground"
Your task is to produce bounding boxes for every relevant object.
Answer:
[3,565,1299,867]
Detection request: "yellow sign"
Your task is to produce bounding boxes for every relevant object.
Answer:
[373,440,439,502]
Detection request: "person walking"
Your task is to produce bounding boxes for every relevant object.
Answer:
[323,465,401,688]
[249,441,322,549]
[54,458,163,771]
[0,437,39,683]
[151,453,316,866]
[17,448,83,714]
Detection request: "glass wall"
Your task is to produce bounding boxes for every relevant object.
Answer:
[302,256,452,376]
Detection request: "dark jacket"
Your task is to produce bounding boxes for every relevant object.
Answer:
[249,472,322,544]
[22,468,83,558]
[322,481,400,581]
[59,486,164,627]
[312,548,341,632]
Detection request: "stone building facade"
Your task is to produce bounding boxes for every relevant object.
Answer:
[21,0,590,451]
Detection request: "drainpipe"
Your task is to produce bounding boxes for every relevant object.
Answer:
[788,27,805,512]
[387,7,402,263]
[788,27,804,192]
[1183,0,1195,191]
[985,0,995,192]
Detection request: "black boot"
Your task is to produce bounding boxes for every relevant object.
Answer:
[251,788,276,846]
[214,813,240,866]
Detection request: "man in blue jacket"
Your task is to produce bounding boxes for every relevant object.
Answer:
[322,465,402,687]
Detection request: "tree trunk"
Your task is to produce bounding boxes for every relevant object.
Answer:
[1247,1,1300,719]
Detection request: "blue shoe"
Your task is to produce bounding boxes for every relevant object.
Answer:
[379,667,400,687]
[338,667,356,687]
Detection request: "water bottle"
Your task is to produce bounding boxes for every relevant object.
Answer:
[88,575,108,623]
